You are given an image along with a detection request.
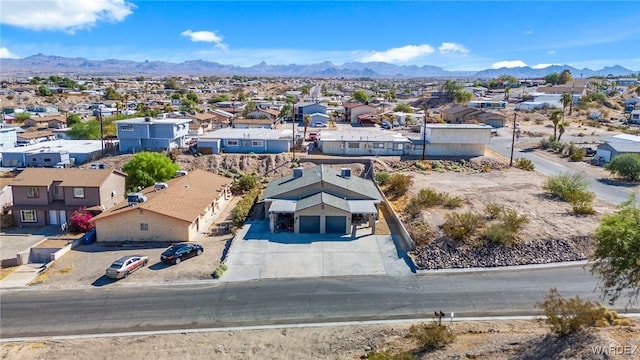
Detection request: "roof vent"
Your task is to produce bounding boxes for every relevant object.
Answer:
[341,168,351,179]
[154,182,168,190]
[127,192,147,206]
[144,117,151,122]
[293,167,304,178]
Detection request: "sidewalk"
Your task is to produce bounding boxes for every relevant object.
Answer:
[0,263,45,289]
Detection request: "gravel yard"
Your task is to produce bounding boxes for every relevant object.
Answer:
[27,197,240,289]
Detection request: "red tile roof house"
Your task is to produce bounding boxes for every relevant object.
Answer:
[90,169,232,243]
[9,168,126,228]
[342,103,378,125]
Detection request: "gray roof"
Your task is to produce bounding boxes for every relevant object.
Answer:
[320,130,410,143]
[115,117,191,125]
[601,134,640,153]
[296,192,350,212]
[268,193,378,214]
[262,164,381,201]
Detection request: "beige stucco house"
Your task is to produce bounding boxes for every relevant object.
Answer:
[91,169,231,242]
[262,165,382,235]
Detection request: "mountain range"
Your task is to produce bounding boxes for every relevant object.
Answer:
[0,54,637,79]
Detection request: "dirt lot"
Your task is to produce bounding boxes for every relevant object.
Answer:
[28,196,240,289]
[2,319,638,360]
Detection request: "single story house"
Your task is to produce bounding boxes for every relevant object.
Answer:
[441,106,506,127]
[1,140,111,168]
[262,165,382,234]
[0,124,18,150]
[91,169,232,242]
[196,128,296,154]
[308,112,329,126]
[318,129,411,156]
[595,134,640,163]
[629,110,640,124]
[295,102,327,122]
[231,117,279,129]
[247,108,280,120]
[23,115,67,129]
[410,124,493,157]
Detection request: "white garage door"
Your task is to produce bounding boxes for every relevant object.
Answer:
[596,149,611,162]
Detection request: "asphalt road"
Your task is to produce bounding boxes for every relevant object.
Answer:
[488,137,638,205]
[2,265,638,338]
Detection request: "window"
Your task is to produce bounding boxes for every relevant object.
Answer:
[348,142,359,149]
[73,187,85,198]
[120,125,134,132]
[43,158,52,162]
[227,140,238,146]
[373,142,385,148]
[140,223,149,231]
[393,143,404,150]
[26,187,39,198]
[251,140,263,147]
[20,210,37,223]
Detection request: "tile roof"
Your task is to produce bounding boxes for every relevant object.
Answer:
[91,169,231,223]
[10,168,125,187]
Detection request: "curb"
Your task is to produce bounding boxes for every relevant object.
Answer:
[416,260,590,275]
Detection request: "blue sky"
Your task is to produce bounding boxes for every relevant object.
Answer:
[1,1,639,71]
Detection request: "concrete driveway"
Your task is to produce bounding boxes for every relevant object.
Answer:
[222,221,413,282]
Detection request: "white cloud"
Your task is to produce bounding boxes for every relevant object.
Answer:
[524,30,534,35]
[532,63,560,69]
[491,60,528,69]
[0,47,19,59]
[181,30,228,50]
[0,0,134,32]
[548,50,556,55]
[438,42,469,54]
[360,44,435,63]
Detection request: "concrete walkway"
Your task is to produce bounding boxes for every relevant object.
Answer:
[0,263,45,289]
[222,221,413,282]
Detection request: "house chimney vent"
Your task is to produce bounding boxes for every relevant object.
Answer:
[341,168,351,179]
[293,167,304,178]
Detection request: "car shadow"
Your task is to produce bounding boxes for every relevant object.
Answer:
[72,241,174,253]
[148,261,172,271]
[597,178,640,187]
[91,275,116,287]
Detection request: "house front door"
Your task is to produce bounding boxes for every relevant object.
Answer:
[59,210,67,225]
[49,210,59,225]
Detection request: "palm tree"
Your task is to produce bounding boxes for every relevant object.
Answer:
[550,109,562,141]
[560,93,572,122]
[504,87,510,102]
[557,121,568,141]
[303,114,311,141]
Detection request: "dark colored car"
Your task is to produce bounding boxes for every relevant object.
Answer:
[160,243,204,265]
[105,255,149,279]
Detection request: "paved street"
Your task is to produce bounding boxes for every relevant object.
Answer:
[1,265,638,339]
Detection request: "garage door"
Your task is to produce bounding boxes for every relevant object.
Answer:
[299,216,320,233]
[325,216,347,234]
[596,149,611,162]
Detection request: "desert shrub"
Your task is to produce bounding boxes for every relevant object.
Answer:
[481,164,491,173]
[234,173,258,192]
[543,173,590,201]
[443,195,464,209]
[232,188,260,227]
[375,171,391,185]
[483,223,516,246]
[514,158,535,171]
[212,263,228,278]
[536,288,612,337]
[500,209,529,232]
[69,207,95,233]
[539,136,552,149]
[442,211,485,242]
[569,151,584,162]
[386,174,413,197]
[366,350,415,360]
[605,153,640,181]
[408,322,456,351]
[415,161,430,171]
[414,188,445,207]
[485,203,504,220]
[565,190,596,215]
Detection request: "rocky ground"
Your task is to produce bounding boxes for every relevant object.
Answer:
[2,319,638,360]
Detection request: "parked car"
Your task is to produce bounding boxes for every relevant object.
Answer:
[584,147,596,156]
[160,243,204,265]
[381,121,392,129]
[313,122,327,128]
[308,132,319,141]
[105,255,149,279]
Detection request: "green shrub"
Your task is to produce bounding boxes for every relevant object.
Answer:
[536,288,607,337]
[485,203,504,220]
[442,211,485,242]
[514,158,535,171]
[500,209,529,232]
[386,174,414,197]
[232,188,260,227]
[443,195,464,209]
[408,323,456,351]
[375,171,391,185]
[413,188,445,207]
[569,151,584,162]
[605,153,640,181]
[234,174,258,192]
[565,190,596,215]
[483,223,516,246]
[212,263,228,278]
[543,173,590,201]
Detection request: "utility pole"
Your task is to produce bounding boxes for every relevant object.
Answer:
[510,112,518,167]
[422,106,428,160]
[291,102,296,161]
[569,83,575,115]
[99,111,104,157]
